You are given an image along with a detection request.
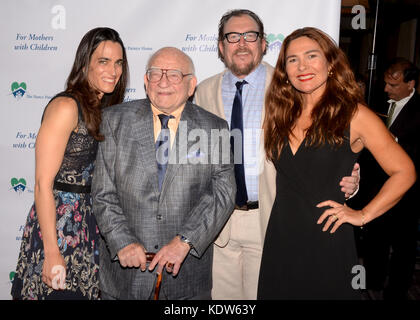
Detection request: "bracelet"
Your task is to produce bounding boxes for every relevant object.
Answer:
[360,211,365,229]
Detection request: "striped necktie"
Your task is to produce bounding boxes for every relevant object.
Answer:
[386,102,396,128]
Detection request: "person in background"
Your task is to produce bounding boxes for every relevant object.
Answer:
[362,58,420,300]
[11,27,128,300]
[195,9,360,300]
[258,27,415,299]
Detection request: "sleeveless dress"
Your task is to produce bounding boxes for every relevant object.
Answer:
[258,135,361,300]
[11,93,100,300]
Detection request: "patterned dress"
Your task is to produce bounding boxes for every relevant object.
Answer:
[11,93,100,300]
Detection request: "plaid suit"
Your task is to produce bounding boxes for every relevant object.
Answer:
[92,99,235,299]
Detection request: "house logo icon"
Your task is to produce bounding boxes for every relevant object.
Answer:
[267,33,284,52]
[11,82,27,99]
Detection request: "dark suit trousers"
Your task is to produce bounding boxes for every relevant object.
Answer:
[363,189,418,299]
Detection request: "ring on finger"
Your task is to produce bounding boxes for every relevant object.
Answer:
[167,263,174,269]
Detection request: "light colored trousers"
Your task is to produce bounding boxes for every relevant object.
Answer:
[212,208,263,300]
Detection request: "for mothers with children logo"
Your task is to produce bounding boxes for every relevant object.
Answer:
[181,32,285,54]
[11,82,27,99]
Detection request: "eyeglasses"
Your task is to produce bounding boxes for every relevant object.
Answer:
[224,31,260,43]
[146,68,193,84]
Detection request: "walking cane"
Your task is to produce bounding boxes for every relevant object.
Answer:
[146,252,162,300]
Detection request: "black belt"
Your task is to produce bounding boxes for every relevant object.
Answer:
[53,181,91,194]
[235,201,259,211]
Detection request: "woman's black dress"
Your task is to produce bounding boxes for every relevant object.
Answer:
[258,136,361,299]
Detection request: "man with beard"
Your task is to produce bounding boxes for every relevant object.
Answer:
[194,9,359,300]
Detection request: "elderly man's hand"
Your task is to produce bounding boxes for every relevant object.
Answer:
[148,236,191,277]
[117,243,147,271]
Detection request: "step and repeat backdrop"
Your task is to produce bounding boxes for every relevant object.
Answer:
[0,0,340,299]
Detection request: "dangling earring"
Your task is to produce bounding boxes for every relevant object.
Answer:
[328,70,333,77]
[286,79,289,84]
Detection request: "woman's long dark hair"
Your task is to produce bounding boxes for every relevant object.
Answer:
[65,27,128,141]
[264,27,365,161]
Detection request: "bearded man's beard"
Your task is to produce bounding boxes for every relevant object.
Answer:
[224,48,261,77]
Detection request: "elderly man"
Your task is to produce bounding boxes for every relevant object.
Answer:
[195,9,359,300]
[92,47,235,300]
[363,58,419,300]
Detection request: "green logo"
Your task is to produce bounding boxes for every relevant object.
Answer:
[267,33,284,43]
[267,33,284,51]
[11,82,26,92]
[9,271,16,282]
[11,177,27,192]
[11,81,27,99]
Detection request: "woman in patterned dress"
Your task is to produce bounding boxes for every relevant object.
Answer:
[11,27,128,300]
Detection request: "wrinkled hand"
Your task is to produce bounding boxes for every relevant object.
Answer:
[340,162,360,199]
[42,251,66,290]
[316,200,363,233]
[148,236,190,277]
[117,243,147,270]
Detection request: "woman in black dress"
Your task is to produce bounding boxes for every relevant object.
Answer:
[11,27,128,300]
[258,27,415,299]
